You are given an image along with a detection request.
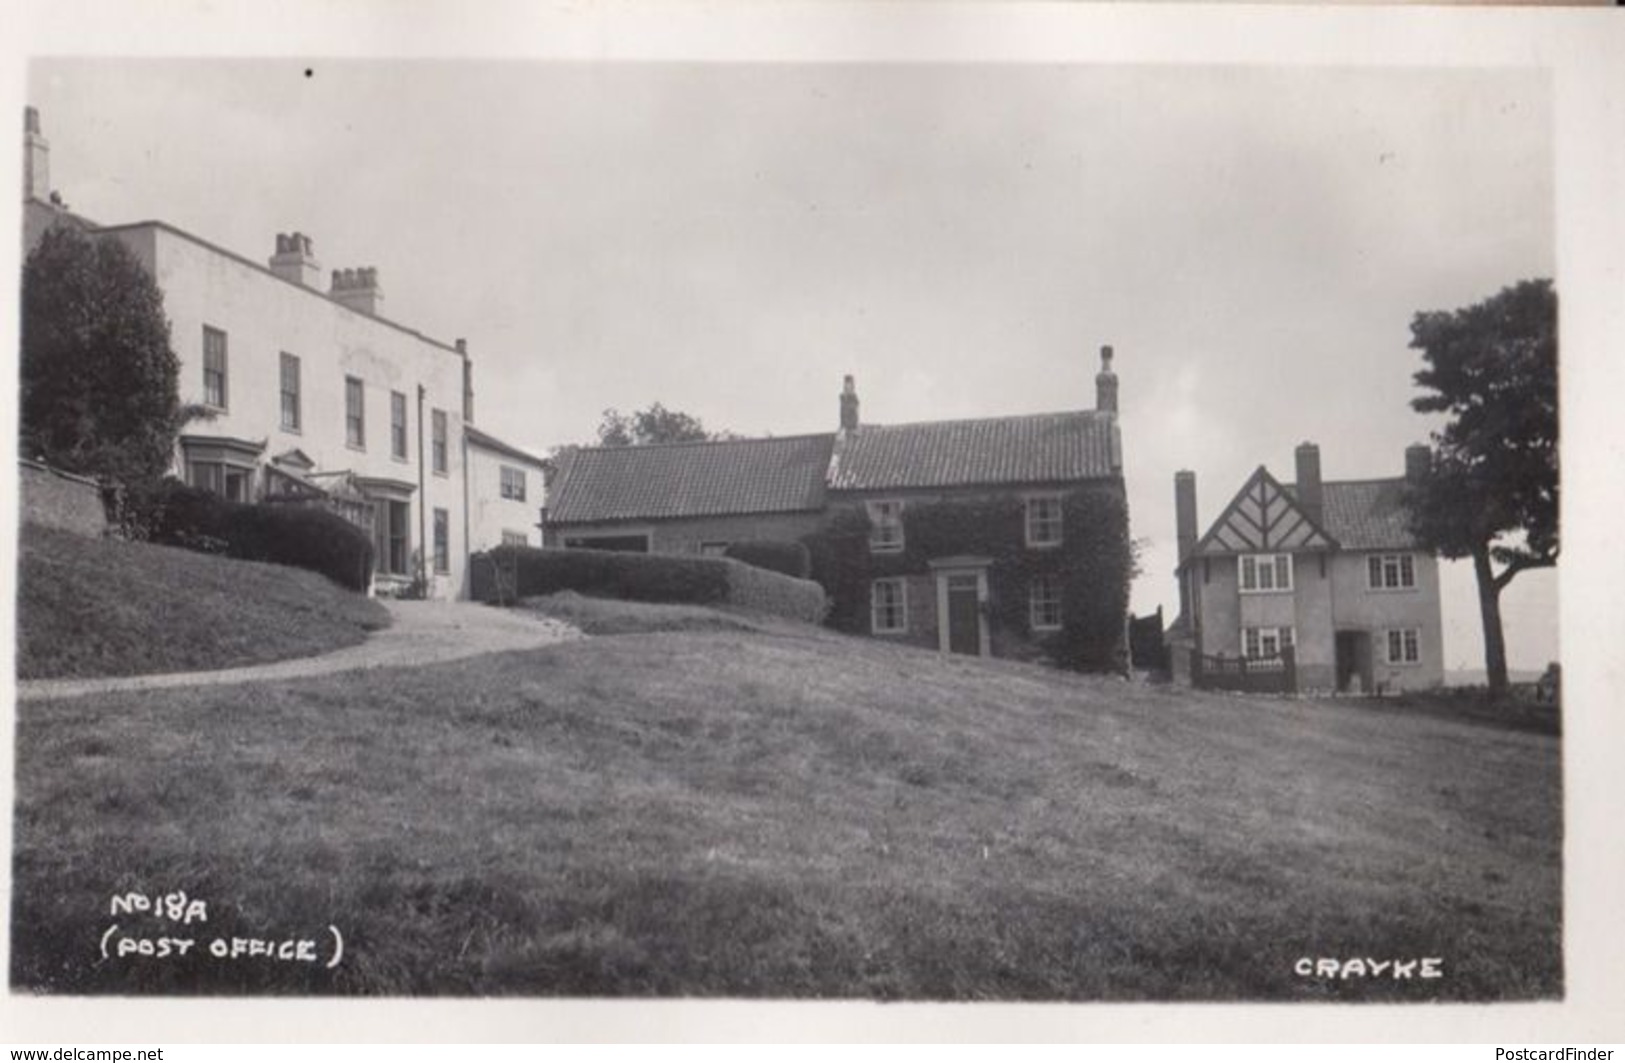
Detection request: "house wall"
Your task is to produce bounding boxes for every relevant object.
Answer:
[1193,555,1242,655]
[827,479,1126,663]
[1329,551,1445,692]
[22,199,79,256]
[1291,553,1337,691]
[545,511,826,555]
[1189,548,1442,692]
[872,572,940,651]
[19,459,107,537]
[467,442,544,552]
[105,224,472,600]
[1228,552,1339,690]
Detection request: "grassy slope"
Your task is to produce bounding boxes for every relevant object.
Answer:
[10,597,1560,999]
[16,522,389,679]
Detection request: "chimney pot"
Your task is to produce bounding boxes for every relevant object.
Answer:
[839,375,860,431]
[329,265,383,315]
[1095,344,1119,414]
[269,230,322,288]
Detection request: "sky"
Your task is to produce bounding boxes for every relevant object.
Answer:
[22,58,1559,671]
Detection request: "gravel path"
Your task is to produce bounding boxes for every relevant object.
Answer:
[15,600,584,702]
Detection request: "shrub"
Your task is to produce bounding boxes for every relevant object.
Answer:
[722,540,812,579]
[132,477,375,592]
[478,545,825,622]
[724,560,827,623]
[22,226,183,492]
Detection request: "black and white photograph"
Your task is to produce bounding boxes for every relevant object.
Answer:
[3,1,1622,1045]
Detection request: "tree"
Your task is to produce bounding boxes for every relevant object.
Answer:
[1406,278,1557,695]
[21,226,184,490]
[595,402,715,446]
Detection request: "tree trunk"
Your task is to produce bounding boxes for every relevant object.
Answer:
[1472,545,1510,695]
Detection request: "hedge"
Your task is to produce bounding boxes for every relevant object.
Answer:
[722,539,812,579]
[475,545,826,623]
[125,477,375,592]
[722,557,826,623]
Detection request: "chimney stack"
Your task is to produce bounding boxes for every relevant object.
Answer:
[330,266,384,316]
[1095,345,1118,414]
[457,338,474,424]
[269,232,322,288]
[23,106,49,202]
[1295,442,1323,526]
[840,375,860,431]
[1405,443,1432,483]
[1175,470,1198,563]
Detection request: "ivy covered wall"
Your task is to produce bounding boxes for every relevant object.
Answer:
[802,483,1133,672]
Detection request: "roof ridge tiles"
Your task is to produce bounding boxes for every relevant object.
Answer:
[856,408,1099,431]
[565,430,837,454]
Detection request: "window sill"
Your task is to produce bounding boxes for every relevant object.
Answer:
[873,628,909,637]
[1031,624,1063,634]
[1367,586,1419,593]
[347,443,367,454]
[1238,588,1294,595]
[433,469,450,479]
[280,425,302,436]
[1025,540,1063,550]
[869,544,905,555]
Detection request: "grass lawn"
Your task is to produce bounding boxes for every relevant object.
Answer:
[15,522,390,679]
[9,596,1561,999]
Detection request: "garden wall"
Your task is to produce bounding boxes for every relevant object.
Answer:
[19,459,106,537]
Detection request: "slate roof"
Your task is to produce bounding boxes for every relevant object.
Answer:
[465,424,548,468]
[1309,478,1422,551]
[827,411,1120,492]
[547,433,835,523]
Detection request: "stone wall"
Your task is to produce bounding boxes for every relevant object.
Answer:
[19,459,107,536]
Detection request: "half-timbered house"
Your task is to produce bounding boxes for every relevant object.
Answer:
[1167,442,1444,693]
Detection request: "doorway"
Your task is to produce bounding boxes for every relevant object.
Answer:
[1335,630,1373,693]
[931,560,991,657]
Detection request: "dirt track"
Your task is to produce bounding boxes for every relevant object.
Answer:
[14,599,583,702]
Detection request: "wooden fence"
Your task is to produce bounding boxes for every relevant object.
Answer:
[1192,646,1296,695]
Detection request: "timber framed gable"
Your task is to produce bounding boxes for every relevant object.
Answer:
[1190,466,1338,557]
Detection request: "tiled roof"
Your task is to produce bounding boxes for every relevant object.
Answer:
[828,411,1120,491]
[1313,478,1422,551]
[547,433,835,523]
[1281,478,1420,550]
